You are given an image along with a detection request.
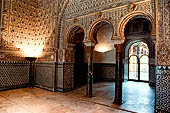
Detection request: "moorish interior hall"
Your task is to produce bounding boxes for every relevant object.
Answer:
[0,0,169,113]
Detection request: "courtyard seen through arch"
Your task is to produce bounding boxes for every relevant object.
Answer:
[129,41,149,82]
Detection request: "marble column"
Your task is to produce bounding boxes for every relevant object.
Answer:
[85,46,94,98]
[114,44,123,104]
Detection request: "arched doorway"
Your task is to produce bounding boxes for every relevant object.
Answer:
[123,16,155,84]
[121,15,155,113]
[89,20,115,82]
[68,26,87,88]
[128,41,149,82]
[86,19,116,98]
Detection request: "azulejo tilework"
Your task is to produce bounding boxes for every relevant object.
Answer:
[156,66,170,113]
[63,63,74,90]
[0,61,29,90]
[156,66,170,75]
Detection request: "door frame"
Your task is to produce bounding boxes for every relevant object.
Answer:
[128,42,149,83]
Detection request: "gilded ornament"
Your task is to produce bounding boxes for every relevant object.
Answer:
[73,18,78,23]
[130,3,136,10]
[98,12,102,18]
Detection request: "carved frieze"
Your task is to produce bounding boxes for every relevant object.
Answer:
[64,0,147,19]
[61,0,154,49]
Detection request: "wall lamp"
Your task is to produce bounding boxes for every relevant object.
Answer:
[25,57,37,87]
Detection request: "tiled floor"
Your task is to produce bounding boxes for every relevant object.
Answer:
[0,81,155,113]
[66,81,155,113]
[122,81,155,113]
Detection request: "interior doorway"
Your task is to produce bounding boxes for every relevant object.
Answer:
[68,26,87,88]
[123,16,154,83]
[128,41,149,82]
[122,15,155,113]
[74,41,86,88]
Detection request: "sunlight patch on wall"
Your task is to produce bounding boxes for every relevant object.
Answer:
[94,24,113,53]
[94,43,112,53]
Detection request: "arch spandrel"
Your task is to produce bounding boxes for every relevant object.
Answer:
[65,24,86,48]
[88,18,114,43]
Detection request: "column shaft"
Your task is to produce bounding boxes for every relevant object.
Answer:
[85,46,94,98]
[114,44,123,104]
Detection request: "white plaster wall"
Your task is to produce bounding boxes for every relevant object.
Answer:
[93,49,116,63]
[93,24,121,63]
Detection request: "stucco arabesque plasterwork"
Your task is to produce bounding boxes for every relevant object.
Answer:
[0,0,57,61]
[58,0,156,63]
[156,0,170,66]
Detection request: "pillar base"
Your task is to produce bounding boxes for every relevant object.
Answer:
[86,95,93,98]
[113,99,123,105]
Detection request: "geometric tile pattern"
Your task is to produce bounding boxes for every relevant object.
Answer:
[156,66,170,113]
[59,0,154,48]
[56,63,74,92]
[0,62,29,90]
[156,111,170,113]
[64,0,144,19]
[35,63,55,91]
[156,66,170,75]
[63,63,74,91]
[56,63,64,91]
[1,0,57,59]
[93,63,116,81]
[57,63,116,91]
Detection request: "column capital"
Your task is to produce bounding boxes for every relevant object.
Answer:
[83,40,95,47]
[114,44,124,52]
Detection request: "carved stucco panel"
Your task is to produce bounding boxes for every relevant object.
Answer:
[157,0,170,66]
[61,0,155,49]
[1,0,57,61]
